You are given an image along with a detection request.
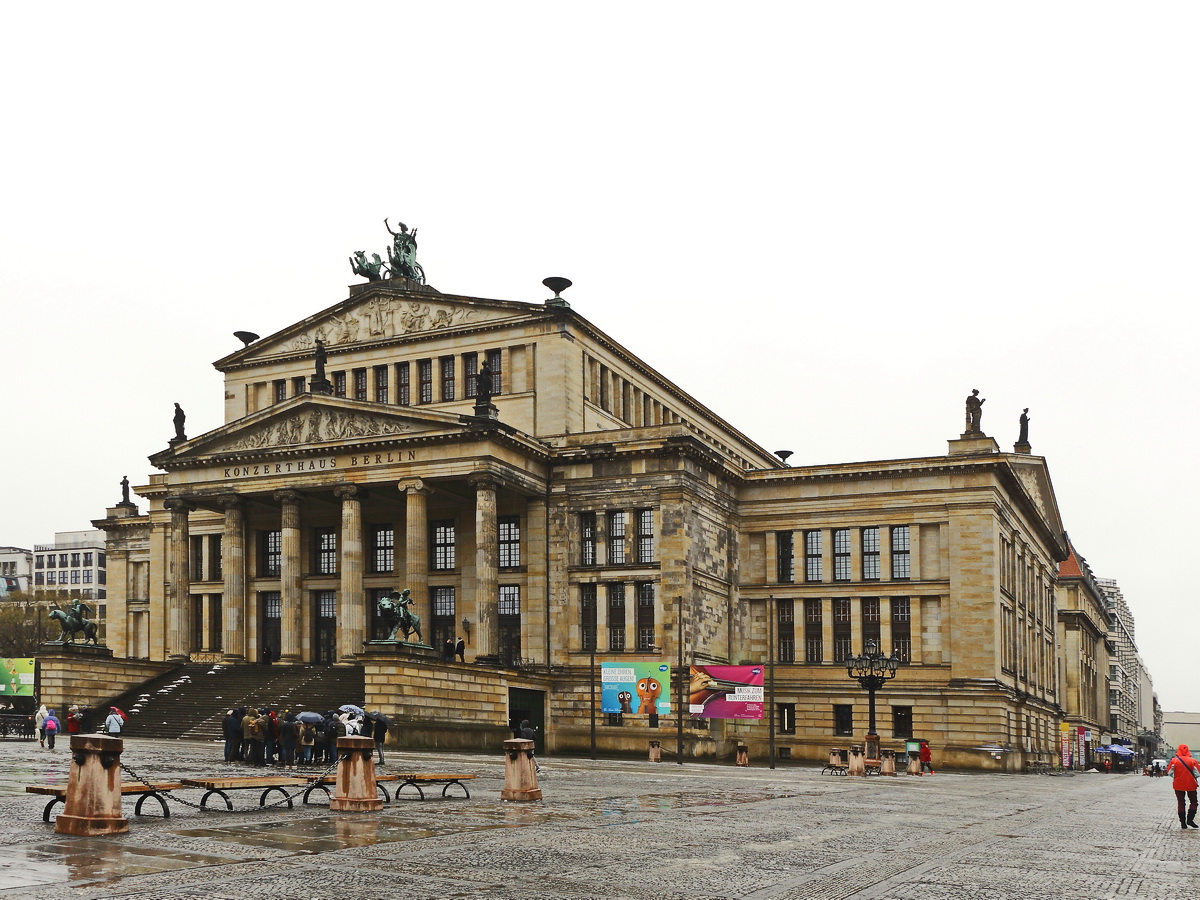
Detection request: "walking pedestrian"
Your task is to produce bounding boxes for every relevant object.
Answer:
[370,714,387,766]
[44,709,60,750]
[104,707,124,736]
[443,637,455,660]
[263,708,279,765]
[919,740,934,774]
[66,706,82,737]
[279,712,298,770]
[299,721,316,765]
[35,704,48,747]
[455,636,465,662]
[520,719,542,774]
[222,710,242,763]
[1167,743,1200,830]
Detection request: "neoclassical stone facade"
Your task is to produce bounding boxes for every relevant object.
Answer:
[93,274,1071,769]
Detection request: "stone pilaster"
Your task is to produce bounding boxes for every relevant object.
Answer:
[218,496,247,663]
[162,497,194,661]
[335,484,367,662]
[399,479,431,623]
[471,475,499,662]
[275,490,304,663]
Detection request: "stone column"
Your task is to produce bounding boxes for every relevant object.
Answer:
[219,496,247,663]
[163,497,194,661]
[335,484,367,663]
[821,598,834,664]
[275,490,304,663]
[399,479,431,622]
[471,475,499,663]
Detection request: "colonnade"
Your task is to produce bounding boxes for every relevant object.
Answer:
[161,476,505,665]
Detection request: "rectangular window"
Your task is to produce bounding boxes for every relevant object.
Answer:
[636,582,655,650]
[292,376,307,396]
[432,520,456,570]
[46,572,55,585]
[892,705,913,740]
[83,552,93,566]
[59,554,68,567]
[432,586,456,649]
[371,525,394,574]
[464,352,480,398]
[332,371,346,398]
[440,356,455,401]
[82,570,92,584]
[804,530,822,583]
[418,359,433,403]
[778,703,796,735]
[776,532,794,583]
[315,527,338,576]
[71,553,81,567]
[891,526,911,579]
[862,597,881,649]
[395,362,410,406]
[261,530,281,578]
[498,585,521,665]
[353,368,368,401]
[862,527,881,580]
[273,380,287,403]
[581,583,597,651]
[777,598,795,663]
[891,596,911,663]
[36,556,44,569]
[607,583,626,651]
[833,597,852,663]
[209,534,223,581]
[486,349,502,396]
[833,528,851,581]
[834,704,854,736]
[374,365,389,403]
[805,598,823,663]
[499,516,520,568]
[580,512,597,566]
[635,509,655,563]
[190,535,204,582]
[608,512,627,565]
[71,570,81,584]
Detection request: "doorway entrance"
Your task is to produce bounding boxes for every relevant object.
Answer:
[508,687,546,753]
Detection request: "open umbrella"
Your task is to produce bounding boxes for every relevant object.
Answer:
[365,710,391,726]
[338,704,366,717]
[296,711,324,725]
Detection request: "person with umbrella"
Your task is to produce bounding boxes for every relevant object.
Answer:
[366,711,391,765]
[295,711,322,764]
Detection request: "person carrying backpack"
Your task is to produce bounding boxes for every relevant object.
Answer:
[104,707,124,736]
[44,709,60,750]
[1167,744,1200,830]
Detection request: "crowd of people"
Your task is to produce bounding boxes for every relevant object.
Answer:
[220,707,389,769]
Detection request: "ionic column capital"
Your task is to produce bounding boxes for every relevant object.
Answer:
[163,496,196,514]
[398,479,432,496]
[273,489,305,506]
[215,494,244,513]
[468,473,498,493]
[334,484,368,502]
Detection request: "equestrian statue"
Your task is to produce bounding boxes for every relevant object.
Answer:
[378,588,424,644]
[48,600,100,646]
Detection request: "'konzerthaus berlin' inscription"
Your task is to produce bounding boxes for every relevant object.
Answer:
[221,450,418,479]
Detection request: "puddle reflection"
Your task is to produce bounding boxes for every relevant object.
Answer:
[174,815,456,852]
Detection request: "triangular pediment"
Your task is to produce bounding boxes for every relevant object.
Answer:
[1008,455,1066,549]
[152,395,471,466]
[215,285,548,368]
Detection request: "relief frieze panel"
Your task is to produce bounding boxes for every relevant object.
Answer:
[218,408,417,453]
[286,298,480,352]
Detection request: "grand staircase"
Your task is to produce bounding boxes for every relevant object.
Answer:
[106,664,365,741]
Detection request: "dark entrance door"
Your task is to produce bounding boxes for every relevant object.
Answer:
[315,590,336,665]
[261,591,281,662]
[508,687,545,753]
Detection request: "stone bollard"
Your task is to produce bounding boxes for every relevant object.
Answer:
[330,736,382,811]
[907,750,922,775]
[829,747,844,769]
[500,738,542,801]
[848,744,866,776]
[735,744,749,767]
[648,740,662,762]
[55,733,128,835]
[880,748,896,776]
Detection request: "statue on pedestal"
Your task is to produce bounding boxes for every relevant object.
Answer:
[1018,408,1030,444]
[964,389,985,434]
[378,589,423,644]
[172,403,187,443]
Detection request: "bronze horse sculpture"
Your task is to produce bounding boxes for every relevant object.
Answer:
[48,607,99,645]
[378,589,423,644]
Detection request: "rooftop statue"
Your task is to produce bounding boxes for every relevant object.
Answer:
[172,403,187,443]
[383,218,425,283]
[349,250,386,282]
[964,389,985,434]
[1018,408,1030,444]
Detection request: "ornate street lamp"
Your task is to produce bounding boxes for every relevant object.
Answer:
[846,639,901,760]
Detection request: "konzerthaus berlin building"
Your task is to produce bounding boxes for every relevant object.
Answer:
[94,261,1068,770]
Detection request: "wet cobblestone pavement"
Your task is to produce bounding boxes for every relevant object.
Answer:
[0,737,1196,899]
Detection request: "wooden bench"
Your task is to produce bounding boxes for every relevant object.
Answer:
[180,776,312,810]
[26,782,185,821]
[391,772,476,800]
[299,773,399,804]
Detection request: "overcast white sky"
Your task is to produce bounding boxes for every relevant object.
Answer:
[3,3,1196,712]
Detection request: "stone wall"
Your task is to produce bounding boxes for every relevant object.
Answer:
[35,647,177,712]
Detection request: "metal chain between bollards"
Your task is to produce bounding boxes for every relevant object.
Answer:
[118,758,342,813]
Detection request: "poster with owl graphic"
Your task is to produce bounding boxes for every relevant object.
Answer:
[601,662,672,716]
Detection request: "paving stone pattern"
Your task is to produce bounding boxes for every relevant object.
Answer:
[0,738,1196,899]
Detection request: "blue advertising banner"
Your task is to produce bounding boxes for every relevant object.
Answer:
[601,662,671,716]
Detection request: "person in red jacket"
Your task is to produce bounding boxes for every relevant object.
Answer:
[919,740,934,774]
[1166,743,1200,829]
